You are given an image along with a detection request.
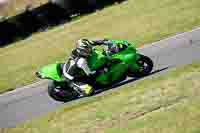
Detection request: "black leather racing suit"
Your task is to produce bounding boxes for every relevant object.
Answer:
[62,39,113,95]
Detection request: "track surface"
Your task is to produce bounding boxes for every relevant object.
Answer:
[0,28,200,128]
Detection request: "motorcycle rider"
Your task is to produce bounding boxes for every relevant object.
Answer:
[63,38,131,96]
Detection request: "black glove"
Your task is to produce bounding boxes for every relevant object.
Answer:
[92,39,110,46]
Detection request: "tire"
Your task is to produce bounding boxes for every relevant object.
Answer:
[48,81,78,102]
[128,54,153,77]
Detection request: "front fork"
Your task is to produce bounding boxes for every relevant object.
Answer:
[129,53,142,72]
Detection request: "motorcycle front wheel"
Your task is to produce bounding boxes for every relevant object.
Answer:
[128,54,153,77]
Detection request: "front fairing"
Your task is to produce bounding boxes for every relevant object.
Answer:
[88,45,141,85]
[111,46,138,64]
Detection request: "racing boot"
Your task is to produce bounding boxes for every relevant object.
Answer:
[70,82,94,97]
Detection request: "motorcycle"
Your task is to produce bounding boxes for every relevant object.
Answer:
[36,43,153,102]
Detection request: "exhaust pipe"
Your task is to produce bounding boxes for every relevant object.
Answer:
[35,71,42,78]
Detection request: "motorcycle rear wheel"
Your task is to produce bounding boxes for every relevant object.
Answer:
[48,81,79,102]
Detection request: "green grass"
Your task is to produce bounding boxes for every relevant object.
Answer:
[2,62,200,133]
[1,0,200,93]
[0,0,48,17]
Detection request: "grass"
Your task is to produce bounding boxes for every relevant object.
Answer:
[0,0,48,17]
[1,0,200,93]
[2,62,200,132]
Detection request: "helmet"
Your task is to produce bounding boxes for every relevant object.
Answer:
[76,39,93,57]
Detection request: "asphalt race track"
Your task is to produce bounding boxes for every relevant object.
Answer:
[0,28,200,127]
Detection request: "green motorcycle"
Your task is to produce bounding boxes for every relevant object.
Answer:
[36,43,153,102]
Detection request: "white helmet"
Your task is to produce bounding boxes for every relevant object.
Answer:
[76,39,93,57]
